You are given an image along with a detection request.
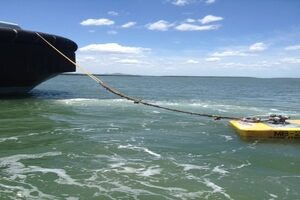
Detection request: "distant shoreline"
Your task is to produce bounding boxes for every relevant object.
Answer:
[61,73,299,79]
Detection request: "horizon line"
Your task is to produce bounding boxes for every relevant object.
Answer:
[62,72,300,79]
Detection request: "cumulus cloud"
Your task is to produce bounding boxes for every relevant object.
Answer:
[284,45,300,51]
[116,59,145,64]
[186,18,196,23]
[205,0,216,4]
[80,18,115,26]
[211,50,248,57]
[171,0,189,6]
[205,57,220,62]
[199,15,223,24]
[79,43,151,54]
[171,0,215,6]
[108,11,119,16]
[186,59,199,64]
[175,23,220,31]
[146,20,173,31]
[121,22,136,28]
[249,42,267,52]
[77,56,97,62]
[280,58,300,64]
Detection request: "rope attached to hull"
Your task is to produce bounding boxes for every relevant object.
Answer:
[36,32,240,120]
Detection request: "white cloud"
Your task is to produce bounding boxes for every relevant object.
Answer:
[121,22,136,28]
[108,11,119,16]
[186,18,196,23]
[77,56,97,62]
[205,57,221,62]
[205,0,216,4]
[116,59,145,64]
[79,43,151,54]
[147,20,173,31]
[175,23,220,31]
[107,30,118,35]
[199,15,223,24]
[223,61,281,69]
[170,0,216,6]
[284,45,300,51]
[186,59,199,64]
[280,58,300,64]
[211,50,248,57]
[80,18,114,26]
[171,0,189,6]
[249,42,267,52]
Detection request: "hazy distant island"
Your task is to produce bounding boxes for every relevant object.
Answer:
[62,72,258,78]
[63,72,141,77]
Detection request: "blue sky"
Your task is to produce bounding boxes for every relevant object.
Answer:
[1,0,300,77]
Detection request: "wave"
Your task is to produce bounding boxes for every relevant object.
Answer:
[53,98,299,117]
[0,152,66,199]
[118,144,161,158]
[0,136,18,143]
[202,178,232,199]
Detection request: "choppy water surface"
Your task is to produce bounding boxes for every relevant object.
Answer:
[0,75,300,199]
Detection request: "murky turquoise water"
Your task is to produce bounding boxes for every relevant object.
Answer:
[1,75,300,199]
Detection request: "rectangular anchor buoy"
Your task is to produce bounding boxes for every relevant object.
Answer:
[230,119,300,139]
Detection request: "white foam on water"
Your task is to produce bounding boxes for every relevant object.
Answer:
[28,132,39,136]
[117,166,140,174]
[106,127,120,133]
[118,144,161,158]
[0,152,74,184]
[0,182,56,200]
[140,165,162,177]
[0,152,62,174]
[189,101,266,114]
[56,98,130,107]
[136,180,187,193]
[174,191,205,199]
[110,162,126,168]
[109,181,159,199]
[27,166,82,186]
[203,178,232,200]
[177,163,210,171]
[212,165,229,176]
[111,99,128,102]
[268,193,278,199]
[66,197,80,200]
[0,151,115,198]
[220,135,233,142]
[110,163,162,178]
[57,98,98,105]
[233,161,251,169]
[0,136,18,143]
[156,102,179,106]
[153,110,160,114]
[0,152,65,199]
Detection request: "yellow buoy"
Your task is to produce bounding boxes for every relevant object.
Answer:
[230,119,300,139]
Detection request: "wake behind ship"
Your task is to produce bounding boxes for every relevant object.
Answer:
[0,21,77,95]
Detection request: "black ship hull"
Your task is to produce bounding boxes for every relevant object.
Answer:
[0,26,77,95]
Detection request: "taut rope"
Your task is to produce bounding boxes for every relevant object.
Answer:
[36,32,240,120]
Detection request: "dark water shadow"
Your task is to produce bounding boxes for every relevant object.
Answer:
[0,89,107,100]
[0,93,33,100]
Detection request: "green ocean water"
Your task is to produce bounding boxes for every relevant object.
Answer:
[0,75,300,200]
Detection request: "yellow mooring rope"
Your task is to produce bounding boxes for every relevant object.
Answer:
[36,32,240,120]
